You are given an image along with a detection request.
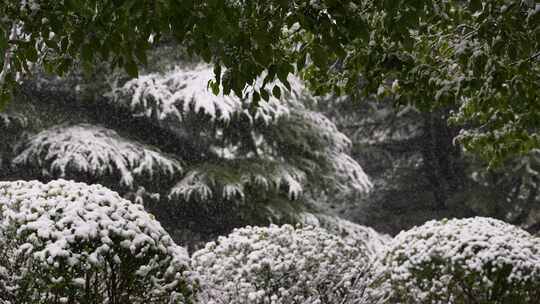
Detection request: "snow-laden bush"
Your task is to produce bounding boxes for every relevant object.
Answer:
[367,217,540,304]
[192,224,369,304]
[300,213,390,256]
[0,180,196,304]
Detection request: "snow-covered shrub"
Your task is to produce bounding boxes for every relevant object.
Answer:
[192,224,369,304]
[300,213,390,256]
[0,225,16,302]
[0,180,196,304]
[367,217,540,304]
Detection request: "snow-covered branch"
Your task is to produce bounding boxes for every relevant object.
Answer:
[13,124,182,189]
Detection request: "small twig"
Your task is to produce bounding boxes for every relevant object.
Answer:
[511,50,540,66]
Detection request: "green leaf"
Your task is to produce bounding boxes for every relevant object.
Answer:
[209,80,220,95]
[252,91,260,104]
[277,63,292,85]
[25,46,39,63]
[124,60,139,78]
[272,85,281,99]
[0,26,7,51]
[469,0,482,12]
[296,52,307,72]
[311,45,328,69]
[214,64,222,84]
[260,88,269,101]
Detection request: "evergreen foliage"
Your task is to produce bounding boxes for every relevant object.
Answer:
[12,124,182,189]
[3,58,370,247]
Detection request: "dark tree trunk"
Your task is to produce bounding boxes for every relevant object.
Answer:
[420,110,466,211]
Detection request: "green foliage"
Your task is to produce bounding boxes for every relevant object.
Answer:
[10,0,540,239]
[2,1,539,163]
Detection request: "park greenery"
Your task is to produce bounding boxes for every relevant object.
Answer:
[1,0,540,303]
[2,0,540,164]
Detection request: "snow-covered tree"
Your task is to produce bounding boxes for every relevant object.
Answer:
[0,179,196,304]
[7,56,371,247]
[367,217,540,303]
[317,91,540,236]
[192,224,370,304]
[108,64,371,202]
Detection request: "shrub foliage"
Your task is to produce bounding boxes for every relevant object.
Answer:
[192,224,370,304]
[368,217,540,304]
[0,179,196,304]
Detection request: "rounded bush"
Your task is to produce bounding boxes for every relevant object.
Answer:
[301,213,390,255]
[368,217,540,304]
[0,179,196,304]
[192,224,369,304]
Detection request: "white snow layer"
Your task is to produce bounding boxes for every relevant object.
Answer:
[368,217,540,303]
[110,64,304,125]
[169,162,306,202]
[12,124,182,188]
[300,213,391,255]
[192,224,370,304]
[0,179,193,302]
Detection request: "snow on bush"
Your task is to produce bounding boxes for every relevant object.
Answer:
[12,124,182,189]
[300,213,390,256]
[0,180,196,303]
[192,224,369,304]
[367,217,540,304]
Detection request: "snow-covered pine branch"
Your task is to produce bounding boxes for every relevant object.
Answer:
[169,160,305,202]
[0,112,27,131]
[262,109,372,196]
[12,124,182,189]
[0,179,196,303]
[109,64,305,126]
[299,110,372,194]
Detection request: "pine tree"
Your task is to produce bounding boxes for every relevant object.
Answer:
[2,45,371,248]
